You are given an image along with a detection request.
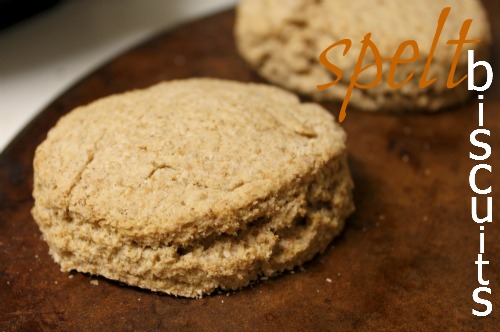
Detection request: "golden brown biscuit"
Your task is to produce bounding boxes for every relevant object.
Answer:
[32,78,354,297]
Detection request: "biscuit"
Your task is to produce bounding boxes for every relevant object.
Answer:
[235,0,491,112]
[32,78,354,297]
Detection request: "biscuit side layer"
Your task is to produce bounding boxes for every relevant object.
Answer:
[32,153,353,297]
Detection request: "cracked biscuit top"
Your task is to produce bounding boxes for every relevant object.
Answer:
[32,78,347,245]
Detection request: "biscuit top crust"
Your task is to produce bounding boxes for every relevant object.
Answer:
[33,79,346,244]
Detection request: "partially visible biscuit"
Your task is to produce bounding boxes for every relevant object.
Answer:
[235,0,491,112]
[32,78,354,297]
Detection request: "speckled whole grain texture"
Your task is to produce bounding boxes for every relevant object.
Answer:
[235,0,491,111]
[32,78,354,297]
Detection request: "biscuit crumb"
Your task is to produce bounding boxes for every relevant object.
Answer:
[326,278,332,283]
[68,275,74,279]
[90,280,99,286]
